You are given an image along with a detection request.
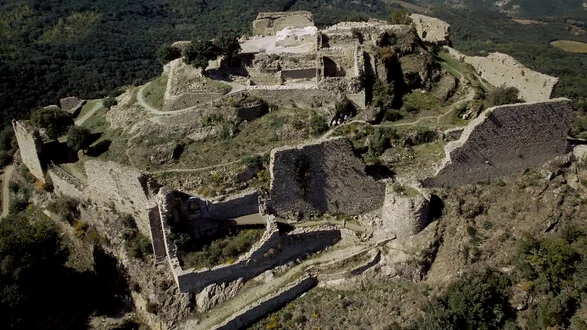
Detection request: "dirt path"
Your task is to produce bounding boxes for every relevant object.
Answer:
[137,80,245,116]
[1,165,15,218]
[75,101,103,126]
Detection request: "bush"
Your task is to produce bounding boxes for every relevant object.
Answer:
[66,126,92,152]
[156,44,182,65]
[388,10,413,25]
[103,97,118,109]
[309,115,328,136]
[46,197,80,224]
[487,86,523,106]
[30,107,73,139]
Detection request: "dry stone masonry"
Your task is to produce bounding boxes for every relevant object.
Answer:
[410,14,451,45]
[268,137,385,217]
[381,184,431,237]
[12,120,45,182]
[429,98,573,187]
[445,47,558,102]
[252,11,315,36]
[59,96,86,116]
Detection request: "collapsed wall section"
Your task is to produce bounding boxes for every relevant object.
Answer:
[429,98,573,187]
[85,160,160,238]
[445,47,558,102]
[268,137,385,217]
[12,120,45,182]
[252,11,314,36]
[410,14,450,45]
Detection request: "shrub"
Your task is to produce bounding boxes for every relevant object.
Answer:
[103,97,118,109]
[487,86,523,106]
[46,197,80,224]
[66,126,92,152]
[309,115,328,136]
[30,107,73,139]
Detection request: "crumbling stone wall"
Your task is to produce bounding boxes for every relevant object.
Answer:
[247,88,337,109]
[12,120,45,182]
[252,11,314,36]
[268,137,385,217]
[47,167,85,199]
[214,276,317,330]
[59,96,86,116]
[85,160,160,238]
[275,26,317,48]
[207,190,260,220]
[445,47,558,102]
[429,98,573,187]
[381,184,431,237]
[410,14,450,45]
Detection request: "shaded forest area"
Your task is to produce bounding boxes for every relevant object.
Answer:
[0,0,387,127]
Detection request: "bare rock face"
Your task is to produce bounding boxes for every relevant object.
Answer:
[196,279,244,312]
[381,184,431,237]
[573,145,587,162]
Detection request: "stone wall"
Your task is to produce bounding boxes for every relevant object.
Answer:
[85,160,160,238]
[445,47,558,102]
[268,137,385,217]
[429,98,573,187]
[247,88,337,109]
[47,167,85,199]
[213,276,317,330]
[12,120,45,182]
[235,100,268,124]
[410,14,450,45]
[60,96,86,116]
[252,11,314,36]
[207,190,260,220]
[381,184,431,237]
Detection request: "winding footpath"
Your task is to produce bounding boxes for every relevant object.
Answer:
[1,165,14,218]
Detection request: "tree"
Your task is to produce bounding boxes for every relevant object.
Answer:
[30,107,73,140]
[389,10,413,25]
[183,40,219,71]
[66,126,92,153]
[156,44,182,65]
[103,97,118,109]
[487,86,523,106]
[214,32,241,66]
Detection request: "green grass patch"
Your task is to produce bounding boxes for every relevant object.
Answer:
[550,40,587,54]
[143,75,168,110]
[76,99,103,120]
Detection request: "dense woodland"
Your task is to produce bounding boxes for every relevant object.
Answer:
[0,0,586,128]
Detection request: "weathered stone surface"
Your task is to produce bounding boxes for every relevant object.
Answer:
[196,278,244,312]
[60,96,86,116]
[268,137,385,217]
[429,98,573,187]
[573,145,587,161]
[411,14,450,45]
[445,47,558,102]
[252,11,314,36]
[381,184,431,237]
[12,120,45,182]
[85,160,160,238]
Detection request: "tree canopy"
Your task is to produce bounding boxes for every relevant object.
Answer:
[30,108,73,140]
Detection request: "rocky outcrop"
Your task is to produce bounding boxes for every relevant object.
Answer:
[411,14,450,45]
[196,279,244,312]
[429,98,573,187]
[268,137,385,218]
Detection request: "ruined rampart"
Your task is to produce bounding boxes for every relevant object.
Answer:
[252,11,314,36]
[85,160,160,238]
[12,120,45,182]
[47,167,85,199]
[212,276,317,330]
[207,190,260,220]
[268,137,385,217]
[59,96,86,116]
[381,184,431,237]
[429,98,573,187]
[411,14,450,45]
[445,47,558,102]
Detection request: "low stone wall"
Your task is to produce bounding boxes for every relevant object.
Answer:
[428,98,573,187]
[445,47,558,102]
[207,190,260,220]
[252,11,314,36]
[85,160,160,238]
[60,96,86,116]
[13,120,45,182]
[235,101,267,123]
[411,14,450,45]
[47,167,85,199]
[268,137,385,217]
[213,276,317,330]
